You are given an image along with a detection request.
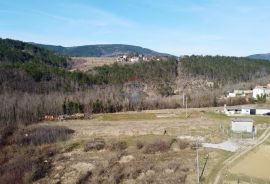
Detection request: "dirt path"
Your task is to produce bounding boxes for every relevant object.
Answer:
[212,126,270,184]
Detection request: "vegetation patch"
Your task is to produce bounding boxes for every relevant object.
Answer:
[84,138,106,152]
[100,113,157,121]
[14,125,74,146]
[110,141,128,151]
[143,140,171,154]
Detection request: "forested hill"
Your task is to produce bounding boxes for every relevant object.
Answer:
[248,53,270,60]
[2,38,270,93]
[0,38,68,67]
[3,38,270,126]
[34,43,170,57]
[181,55,270,83]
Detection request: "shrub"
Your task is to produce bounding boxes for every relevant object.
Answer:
[65,142,80,152]
[0,125,17,146]
[31,157,51,181]
[76,171,92,184]
[177,140,190,150]
[14,126,74,146]
[136,141,144,150]
[110,141,128,151]
[190,142,202,150]
[84,138,106,152]
[144,140,170,154]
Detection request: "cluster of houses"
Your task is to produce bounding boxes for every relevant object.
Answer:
[116,54,162,63]
[225,84,270,100]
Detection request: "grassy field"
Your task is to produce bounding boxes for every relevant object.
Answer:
[70,57,116,71]
[37,107,270,183]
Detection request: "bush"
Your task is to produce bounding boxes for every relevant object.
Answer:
[190,142,202,150]
[31,157,52,181]
[144,140,170,154]
[14,126,75,146]
[177,140,190,150]
[76,171,92,184]
[110,141,128,151]
[136,141,144,150]
[84,138,106,152]
[0,125,17,146]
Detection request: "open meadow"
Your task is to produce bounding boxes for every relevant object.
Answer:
[70,57,117,71]
[32,108,236,184]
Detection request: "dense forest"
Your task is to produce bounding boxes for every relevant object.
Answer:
[181,55,270,83]
[1,38,270,127]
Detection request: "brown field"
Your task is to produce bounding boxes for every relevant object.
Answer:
[70,57,117,71]
[229,145,270,182]
[34,108,234,183]
[34,108,270,183]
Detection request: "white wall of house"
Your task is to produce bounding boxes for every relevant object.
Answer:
[231,120,253,133]
[241,109,250,115]
[256,109,270,115]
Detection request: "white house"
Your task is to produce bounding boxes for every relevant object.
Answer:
[130,57,139,62]
[231,118,254,133]
[228,92,236,98]
[252,86,270,99]
[226,89,252,98]
[241,109,251,115]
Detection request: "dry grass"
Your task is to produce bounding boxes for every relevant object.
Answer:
[229,145,270,181]
[143,140,171,154]
[10,108,243,183]
[70,57,116,71]
[84,138,106,152]
[0,143,59,184]
[14,125,74,146]
[98,112,157,121]
[110,140,128,151]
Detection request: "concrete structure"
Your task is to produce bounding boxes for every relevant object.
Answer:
[241,109,251,115]
[256,109,270,115]
[231,118,254,133]
[252,86,270,99]
[223,105,270,116]
[224,105,241,115]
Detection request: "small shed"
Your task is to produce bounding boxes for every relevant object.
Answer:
[231,118,254,133]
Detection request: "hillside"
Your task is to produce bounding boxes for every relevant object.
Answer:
[34,43,170,57]
[0,38,96,92]
[181,55,270,83]
[3,38,270,127]
[248,53,270,60]
[0,38,68,67]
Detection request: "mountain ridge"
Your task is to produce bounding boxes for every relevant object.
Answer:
[247,53,270,60]
[33,43,172,57]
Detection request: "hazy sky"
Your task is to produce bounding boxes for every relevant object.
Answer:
[1,0,270,56]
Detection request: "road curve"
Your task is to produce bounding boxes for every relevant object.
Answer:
[212,126,270,184]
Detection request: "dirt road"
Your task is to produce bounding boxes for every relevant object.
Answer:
[212,126,270,184]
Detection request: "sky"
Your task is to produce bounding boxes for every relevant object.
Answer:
[1,0,270,56]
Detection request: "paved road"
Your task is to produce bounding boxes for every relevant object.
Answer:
[212,126,270,184]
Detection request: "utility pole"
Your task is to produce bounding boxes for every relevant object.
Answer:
[196,140,200,184]
[200,154,209,181]
[183,93,185,106]
[186,96,188,118]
